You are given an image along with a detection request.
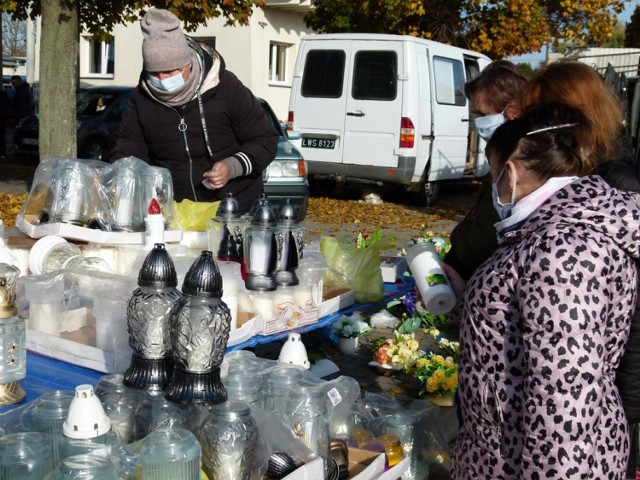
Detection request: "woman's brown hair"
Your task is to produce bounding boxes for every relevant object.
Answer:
[517,61,623,160]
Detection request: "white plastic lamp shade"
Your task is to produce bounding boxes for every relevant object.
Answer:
[28,235,68,275]
[63,385,111,439]
[278,333,310,369]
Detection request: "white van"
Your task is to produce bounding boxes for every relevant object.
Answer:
[287,33,492,205]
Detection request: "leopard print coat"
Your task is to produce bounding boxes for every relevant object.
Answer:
[451,176,640,479]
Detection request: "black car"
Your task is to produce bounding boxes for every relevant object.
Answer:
[14,85,133,161]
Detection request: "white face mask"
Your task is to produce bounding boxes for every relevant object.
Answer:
[491,167,517,220]
[475,112,505,142]
[147,70,185,92]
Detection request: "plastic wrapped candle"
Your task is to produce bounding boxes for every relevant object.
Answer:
[0,263,25,405]
[274,200,305,287]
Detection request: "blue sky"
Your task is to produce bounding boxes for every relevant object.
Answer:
[507,0,640,67]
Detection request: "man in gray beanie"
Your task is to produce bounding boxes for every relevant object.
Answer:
[111,8,278,213]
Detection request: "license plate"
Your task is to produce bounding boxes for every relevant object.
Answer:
[302,137,335,149]
[22,138,38,146]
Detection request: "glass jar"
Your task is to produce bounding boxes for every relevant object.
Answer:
[198,401,259,480]
[46,453,118,479]
[262,366,301,411]
[140,428,201,480]
[28,236,82,275]
[223,367,263,405]
[94,374,149,443]
[376,434,404,467]
[349,428,376,448]
[0,432,54,479]
[285,384,330,474]
[385,412,418,475]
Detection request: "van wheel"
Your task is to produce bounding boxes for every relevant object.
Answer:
[416,180,441,207]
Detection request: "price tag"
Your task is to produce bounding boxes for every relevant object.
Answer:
[327,387,342,407]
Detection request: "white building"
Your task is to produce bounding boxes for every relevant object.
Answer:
[26,1,314,120]
[547,47,640,77]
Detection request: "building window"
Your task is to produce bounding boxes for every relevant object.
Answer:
[81,36,114,77]
[269,42,288,84]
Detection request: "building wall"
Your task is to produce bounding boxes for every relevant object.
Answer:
[27,6,311,121]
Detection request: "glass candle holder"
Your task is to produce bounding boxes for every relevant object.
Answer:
[105,163,143,231]
[223,367,263,405]
[0,432,54,479]
[164,251,232,405]
[124,244,182,391]
[274,200,305,287]
[262,366,302,412]
[94,374,149,444]
[198,401,259,480]
[375,434,404,467]
[384,412,418,477]
[244,199,278,292]
[208,193,249,279]
[140,428,201,480]
[50,161,92,226]
[0,263,26,405]
[28,236,82,275]
[47,453,118,480]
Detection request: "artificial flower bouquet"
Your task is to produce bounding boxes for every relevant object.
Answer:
[332,313,372,339]
[371,332,422,373]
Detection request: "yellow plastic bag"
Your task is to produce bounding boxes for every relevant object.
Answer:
[321,230,397,304]
[172,199,220,232]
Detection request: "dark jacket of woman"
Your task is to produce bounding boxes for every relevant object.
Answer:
[452,176,640,479]
[110,41,278,213]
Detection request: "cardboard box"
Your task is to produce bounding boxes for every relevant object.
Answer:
[260,287,355,335]
[348,448,386,479]
[16,215,182,245]
[374,456,410,480]
[282,457,325,480]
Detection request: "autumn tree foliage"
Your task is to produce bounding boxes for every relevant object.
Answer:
[625,5,640,47]
[0,0,260,160]
[305,0,625,59]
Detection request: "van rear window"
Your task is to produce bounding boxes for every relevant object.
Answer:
[302,50,346,98]
[352,51,397,101]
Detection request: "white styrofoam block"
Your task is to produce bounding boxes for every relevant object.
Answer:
[380,256,408,283]
[17,216,182,245]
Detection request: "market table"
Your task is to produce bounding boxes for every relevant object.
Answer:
[0,281,415,415]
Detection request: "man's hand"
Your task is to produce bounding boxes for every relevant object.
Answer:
[202,161,231,190]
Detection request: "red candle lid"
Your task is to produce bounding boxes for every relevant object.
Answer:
[148,198,162,215]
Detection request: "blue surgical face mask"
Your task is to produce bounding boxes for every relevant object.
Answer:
[491,167,517,220]
[147,70,185,92]
[475,112,505,141]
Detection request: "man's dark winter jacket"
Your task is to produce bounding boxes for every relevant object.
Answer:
[110,43,278,213]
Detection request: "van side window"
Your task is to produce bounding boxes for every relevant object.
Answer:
[433,56,466,106]
[352,51,397,101]
[301,50,346,98]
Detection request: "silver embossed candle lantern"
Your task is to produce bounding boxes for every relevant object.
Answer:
[0,263,26,405]
[198,401,259,480]
[208,194,249,278]
[164,251,232,405]
[275,199,305,287]
[124,244,182,391]
[244,199,279,291]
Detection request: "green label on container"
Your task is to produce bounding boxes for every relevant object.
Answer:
[426,273,448,287]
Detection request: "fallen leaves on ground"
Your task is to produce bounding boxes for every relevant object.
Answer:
[0,193,26,228]
[305,196,461,236]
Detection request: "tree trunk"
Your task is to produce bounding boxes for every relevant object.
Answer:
[39,0,78,160]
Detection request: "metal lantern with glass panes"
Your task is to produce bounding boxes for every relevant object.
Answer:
[124,244,182,391]
[164,251,232,405]
[243,199,279,292]
[0,263,25,405]
[208,193,249,277]
[275,199,305,287]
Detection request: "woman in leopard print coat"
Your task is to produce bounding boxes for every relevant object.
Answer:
[449,103,640,479]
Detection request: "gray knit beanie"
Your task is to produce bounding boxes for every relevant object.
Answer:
[141,8,192,72]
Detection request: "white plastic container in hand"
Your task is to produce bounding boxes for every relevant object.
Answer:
[405,242,456,315]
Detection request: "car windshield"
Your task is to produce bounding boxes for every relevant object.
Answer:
[76,90,119,116]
